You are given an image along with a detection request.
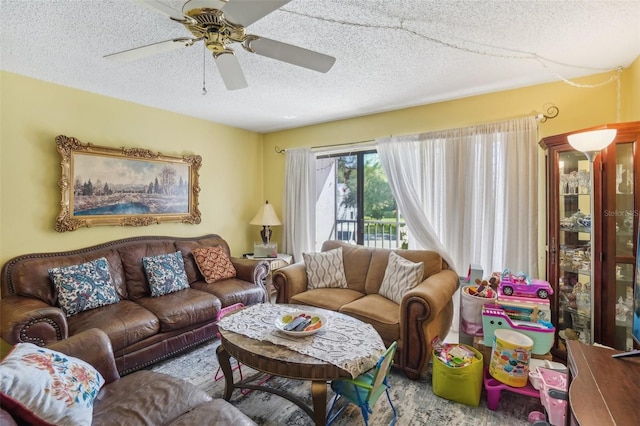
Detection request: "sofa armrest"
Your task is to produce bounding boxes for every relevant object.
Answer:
[400,268,459,379]
[0,296,68,347]
[230,257,269,287]
[404,268,459,322]
[272,262,307,303]
[48,328,120,384]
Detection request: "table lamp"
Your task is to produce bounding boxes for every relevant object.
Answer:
[250,200,281,245]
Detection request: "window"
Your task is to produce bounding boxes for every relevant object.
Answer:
[315,150,406,250]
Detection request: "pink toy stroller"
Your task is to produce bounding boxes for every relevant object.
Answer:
[528,367,568,426]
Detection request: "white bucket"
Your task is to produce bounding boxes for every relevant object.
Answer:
[460,285,497,336]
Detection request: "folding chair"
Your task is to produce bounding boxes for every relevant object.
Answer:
[326,341,398,426]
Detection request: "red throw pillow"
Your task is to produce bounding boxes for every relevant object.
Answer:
[192,246,237,283]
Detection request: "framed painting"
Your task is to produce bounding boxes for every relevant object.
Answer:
[55,135,201,232]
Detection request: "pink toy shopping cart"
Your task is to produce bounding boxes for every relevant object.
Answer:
[528,367,568,426]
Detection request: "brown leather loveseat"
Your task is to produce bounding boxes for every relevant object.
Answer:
[0,234,268,375]
[273,240,459,380]
[1,328,257,425]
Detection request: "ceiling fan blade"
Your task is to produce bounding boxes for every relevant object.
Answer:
[247,37,336,73]
[133,0,190,22]
[221,0,292,27]
[214,52,248,90]
[104,38,195,62]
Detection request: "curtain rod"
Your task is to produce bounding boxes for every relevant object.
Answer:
[274,104,559,154]
[274,139,375,154]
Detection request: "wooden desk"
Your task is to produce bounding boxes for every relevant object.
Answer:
[566,340,640,426]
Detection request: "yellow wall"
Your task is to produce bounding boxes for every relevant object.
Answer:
[625,58,640,121]
[0,71,264,266]
[262,58,640,270]
[2,57,639,272]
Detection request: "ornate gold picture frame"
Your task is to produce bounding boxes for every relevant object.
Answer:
[55,135,201,232]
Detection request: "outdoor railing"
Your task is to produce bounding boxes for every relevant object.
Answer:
[335,219,407,249]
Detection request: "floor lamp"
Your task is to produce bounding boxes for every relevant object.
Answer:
[567,128,617,342]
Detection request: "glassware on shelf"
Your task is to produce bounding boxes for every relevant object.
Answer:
[615,296,632,323]
[623,211,634,232]
[567,171,579,194]
[616,164,624,194]
[576,292,591,315]
[618,167,633,194]
[559,174,569,195]
[560,210,591,232]
[577,170,590,194]
[560,217,574,230]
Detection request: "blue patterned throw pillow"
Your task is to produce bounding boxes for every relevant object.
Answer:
[49,257,119,317]
[142,251,190,297]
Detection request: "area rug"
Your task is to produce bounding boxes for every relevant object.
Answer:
[150,339,545,425]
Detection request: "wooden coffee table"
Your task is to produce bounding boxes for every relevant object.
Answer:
[216,307,364,426]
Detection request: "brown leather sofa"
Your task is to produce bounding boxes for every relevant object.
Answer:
[0,234,268,375]
[273,240,459,380]
[0,328,257,425]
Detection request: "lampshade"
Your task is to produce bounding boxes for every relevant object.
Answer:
[567,129,617,153]
[250,201,281,226]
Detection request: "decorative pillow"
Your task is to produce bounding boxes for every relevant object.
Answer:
[192,246,237,283]
[0,343,105,426]
[48,257,119,317]
[142,251,190,297]
[379,251,424,304]
[303,247,348,290]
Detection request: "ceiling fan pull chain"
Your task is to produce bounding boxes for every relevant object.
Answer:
[201,44,207,95]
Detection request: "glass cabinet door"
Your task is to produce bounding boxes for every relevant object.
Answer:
[543,122,640,357]
[557,151,593,346]
[613,142,635,350]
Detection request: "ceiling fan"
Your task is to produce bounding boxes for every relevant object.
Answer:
[105,0,336,90]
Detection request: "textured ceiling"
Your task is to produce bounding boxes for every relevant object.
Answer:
[1,0,639,133]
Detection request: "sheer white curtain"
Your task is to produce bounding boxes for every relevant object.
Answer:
[376,117,538,276]
[282,148,316,262]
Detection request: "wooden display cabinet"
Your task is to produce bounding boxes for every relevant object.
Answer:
[540,121,640,359]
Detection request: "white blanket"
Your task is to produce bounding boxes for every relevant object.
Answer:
[217,303,386,378]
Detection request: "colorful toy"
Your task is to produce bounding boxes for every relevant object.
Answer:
[431,336,479,368]
[497,295,551,323]
[499,269,553,299]
[482,304,555,355]
[473,277,499,298]
[535,367,568,426]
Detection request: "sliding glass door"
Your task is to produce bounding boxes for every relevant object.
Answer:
[315,151,406,250]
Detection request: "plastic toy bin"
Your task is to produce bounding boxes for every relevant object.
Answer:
[432,345,483,406]
[537,367,568,426]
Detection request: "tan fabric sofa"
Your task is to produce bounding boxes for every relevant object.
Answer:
[1,328,256,425]
[272,240,459,380]
[0,234,268,375]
